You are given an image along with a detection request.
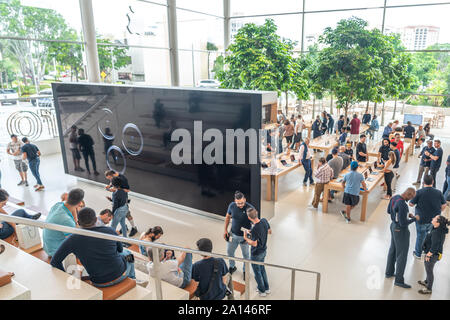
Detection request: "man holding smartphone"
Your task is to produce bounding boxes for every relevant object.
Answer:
[224,191,255,279]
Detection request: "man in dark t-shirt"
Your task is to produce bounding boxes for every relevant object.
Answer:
[243,208,271,296]
[223,191,254,276]
[192,238,228,300]
[426,140,443,188]
[21,137,44,191]
[403,121,415,139]
[356,134,368,162]
[77,128,99,175]
[409,175,446,258]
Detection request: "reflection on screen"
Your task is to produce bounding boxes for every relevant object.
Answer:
[53,84,262,216]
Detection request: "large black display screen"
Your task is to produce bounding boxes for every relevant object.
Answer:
[53,83,266,216]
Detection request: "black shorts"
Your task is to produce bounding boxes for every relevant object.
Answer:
[71,148,81,160]
[343,193,360,206]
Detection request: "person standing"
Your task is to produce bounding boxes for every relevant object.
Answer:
[283,120,295,148]
[414,140,434,185]
[292,115,304,151]
[21,137,44,191]
[403,121,415,145]
[105,170,138,237]
[385,187,419,289]
[339,127,348,146]
[356,134,368,163]
[328,149,343,200]
[390,141,401,185]
[277,121,285,154]
[68,125,83,172]
[326,113,334,134]
[299,138,314,186]
[312,116,322,140]
[382,122,393,140]
[349,114,361,147]
[243,208,271,297]
[426,139,443,188]
[340,161,367,223]
[378,139,391,165]
[391,133,404,158]
[77,128,99,176]
[409,175,447,259]
[362,111,372,125]
[110,177,129,238]
[337,115,345,134]
[415,125,426,148]
[381,151,396,200]
[418,215,449,295]
[6,134,28,186]
[443,155,450,201]
[311,158,334,208]
[223,191,254,278]
[367,115,379,140]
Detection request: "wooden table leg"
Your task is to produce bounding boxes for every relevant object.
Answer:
[265,176,272,201]
[274,176,279,201]
[323,184,329,213]
[411,137,415,156]
[308,127,311,139]
[360,193,368,222]
[405,147,409,162]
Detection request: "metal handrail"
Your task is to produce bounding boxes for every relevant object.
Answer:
[1,214,321,300]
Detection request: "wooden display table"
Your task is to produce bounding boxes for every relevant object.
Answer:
[322,162,385,222]
[261,152,314,201]
[309,134,339,157]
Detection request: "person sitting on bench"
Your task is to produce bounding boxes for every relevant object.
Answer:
[50,207,137,287]
[147,247,193,289]
[0,188,41,240]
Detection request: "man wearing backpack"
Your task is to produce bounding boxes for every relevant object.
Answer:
[192,238,229,300]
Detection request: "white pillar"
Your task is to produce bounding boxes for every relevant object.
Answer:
[167,0,180,86]
[223,0,230,51]
[79,0,100,83]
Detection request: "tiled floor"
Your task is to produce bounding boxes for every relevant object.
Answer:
[0,124,449,300]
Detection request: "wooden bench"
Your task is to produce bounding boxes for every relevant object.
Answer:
[84,278,137,300]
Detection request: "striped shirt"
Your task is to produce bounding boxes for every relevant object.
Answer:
[314,163,334,184]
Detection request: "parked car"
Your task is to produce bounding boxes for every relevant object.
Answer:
[30,88,53,107]
[0,88,19,105]
[196,79,220,88]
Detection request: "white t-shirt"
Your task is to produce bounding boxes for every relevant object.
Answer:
[147,260,183,288]
[295,120,304,134]
[7,141,24,160]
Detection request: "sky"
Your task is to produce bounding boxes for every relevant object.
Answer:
[20,0,450,47]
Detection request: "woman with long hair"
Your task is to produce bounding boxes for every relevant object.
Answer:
[418,215,449,294]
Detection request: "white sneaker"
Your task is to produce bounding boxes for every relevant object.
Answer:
[265,289,271,294]
[258,291,267,297]
[136,279,149,287]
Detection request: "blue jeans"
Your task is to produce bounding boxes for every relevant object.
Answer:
[301,159,314,184]
[251,251,269,293]
[444,175,450,201]
[415,222,432,256]
[180,253,193,288]
[0,209,35,239]
[227,233,250,272]
[28,158,42,185]
[139,245,148,256]
[93,249,136,287]
[327,120,334,134]
[111,204,129,238]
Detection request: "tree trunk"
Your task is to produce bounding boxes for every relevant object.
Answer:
[392,99,397,120]
[0,71,4,89]
[297,99,302,114]
[381,101,386,126]
[285,91,289,116]
[365,100,370,113]
[312,96,316,118]
[344,103,349,126]
[373,102,377,117]
[330,94,333,115]
[401,100,406,115]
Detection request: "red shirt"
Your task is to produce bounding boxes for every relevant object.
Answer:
[350,118,361,134]
[391,138,404,157]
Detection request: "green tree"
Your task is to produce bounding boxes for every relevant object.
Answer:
[314,17,374,125]
[0,0,71,92]
[216,19,309,113]
[96,38,131,81]
[206,41,218,79]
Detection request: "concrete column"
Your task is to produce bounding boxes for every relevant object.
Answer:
[79,0,100,83]
[223,0,230,51]
[167,0,180,86]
